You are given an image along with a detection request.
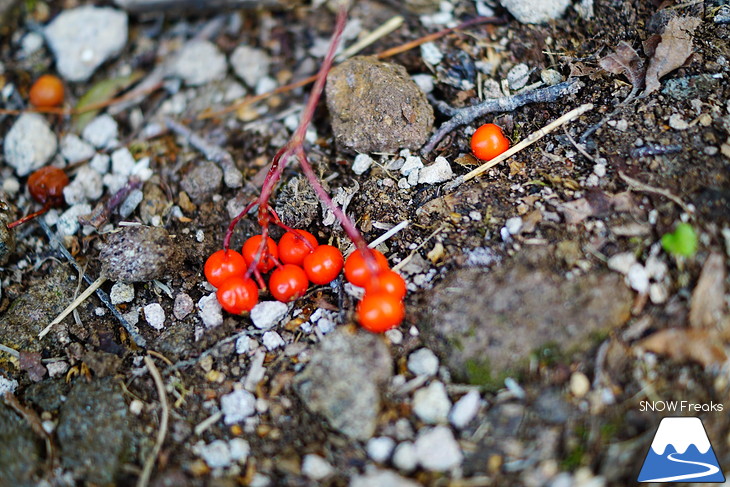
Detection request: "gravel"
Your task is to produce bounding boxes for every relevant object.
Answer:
[448,390,481,429]
[198,293,223,328]
[56,203,91,236]
[350,469,421,487]
[352,153,375,175]
[180,160,223,203]
[0,376,18,395]
[507,63,530,90]
[173,293,194,320]
[110,147,136,176]
[407,348,439,377]
[412,381,451,424]
[392,442,418,472]
[250,301,288,330]
[44,6,128,82]
[301,454,335,480]
[62,165,103,204]
[110,282,135,304]
[195,439,232,468]
[60,134,95,164]
[230,45,271,88]
[499,0,572,24]
[366,436,396,463]
[414,426,463,471]
[221,388,256,424]
[173,40,227,86]
[418,156,453,184]
[294,328,393,440]
[3,113,58,176]
[262,331,285,350]
[82,114,119,149]
[143,303,165,330]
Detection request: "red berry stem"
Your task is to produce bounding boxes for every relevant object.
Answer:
[6,203,52,229]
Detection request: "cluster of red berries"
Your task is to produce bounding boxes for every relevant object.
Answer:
[204,230,406,333]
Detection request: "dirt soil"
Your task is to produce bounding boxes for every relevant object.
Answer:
[1,0,730,486]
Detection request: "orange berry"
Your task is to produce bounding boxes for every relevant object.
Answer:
[344,249,389,287]
[470,123,510,161]
[29,74,65,108]
[357,292,405,333]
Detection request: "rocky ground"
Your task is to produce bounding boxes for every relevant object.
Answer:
[1,0,730,486]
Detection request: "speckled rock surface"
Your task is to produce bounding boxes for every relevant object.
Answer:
[0,193,16,265]
[294,327,393,440]
[57,378,130,484]
[0,402,43,486]
[326,56,434,153]
[421,251,633,386]
[99,225,181,282]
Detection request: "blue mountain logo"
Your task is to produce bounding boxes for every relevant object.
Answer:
[638,417,725,483]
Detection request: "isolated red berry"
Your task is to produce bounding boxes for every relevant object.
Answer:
[204,249,247,288]
[364,270,407,300]
[303,244,344,285]
[471,123,510,161]
[269,264,309,302]
[357,292,405,333]
[216,276,259,314]
[344,249,389,287]
[242,235,279,273]
[27,166,69,206]
[29,74,64,108]
[278,230,318,266]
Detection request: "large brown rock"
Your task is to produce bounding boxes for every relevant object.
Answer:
[326,56,434,153]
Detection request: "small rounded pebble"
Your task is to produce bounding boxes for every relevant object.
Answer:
[198,293,223,328]
[180,160,223,203]
[262,331,286,351]
[449,390,482,429]
[229,438,250,463]
[366,436,396,463]
[110,282,135,305]
[541,68,564,85]
[407,348,439,377]
[392,442,418,472]
[418,156,453,184]
[500,0,571,24]
[352,153,375,175]
[60,134,95,164]
[507,63,530,90]
[173,293,194,320]
[196,440,232,469]
[82,114,119,149]
[668,113,689,130]
[173,40,227,86]
[99,225,180,282]
[251,301,289,330]
[570,372,591,398]
[413,381,452,424]
[56,204,92,236]
[414,426,463,471]
[221,389,256,424]
[44,6,128,82]
[143,303,165,330]
[301,454,334,481]
[111,147,136,176]
[627,263,649,294]
[230,45,271,88]
[0,376,19,395]
[3,113,58,176]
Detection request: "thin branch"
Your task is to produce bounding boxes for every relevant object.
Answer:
[423,79,584,154]
[443,103,594,191]
[618,171,693,214]
[137,355,170,487]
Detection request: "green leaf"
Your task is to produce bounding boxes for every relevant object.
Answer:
[72,71,145,131]
[661,223,698,257]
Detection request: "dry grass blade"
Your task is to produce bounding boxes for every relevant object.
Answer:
[618,171,693,214]
[137,355,170,487]
[38,277,107,339]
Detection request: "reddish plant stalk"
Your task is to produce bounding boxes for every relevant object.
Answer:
[224,6,377,276]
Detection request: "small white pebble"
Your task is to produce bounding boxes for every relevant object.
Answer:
[251,301,288,330]
[668,113,689,130]
[392,442,418,472]
[198,293,223,328]
[385,328,403,344]
[196,440,232,468]
[110,282,135,304]
[111,147,136,176]
[418,156,453,184]
[505,216,523,235]
[82,114,118,149]
[46,361,69,378]
[229,438,250,463]
[420,42,443,65]
[366,436,396,463]
[413,381,452,424]
[607,252,636,275]
[221,389,256,424]
[352,153,374,175]
[507,63,530,90]
[627,263,649,294]
[407,348,439,377]
[129,399,144,415]
[144,303,165,330]
[448,390,481,429]
[570,372,591,398]
[414,426,463,471]
[0,376,19,395]
[262,331,285,350]
[301,454,334,481]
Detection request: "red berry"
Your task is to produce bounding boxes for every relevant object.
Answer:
[470,123,510,161]
[303,244,344,285]
[364,270,407,300]
[242,235,279,273]
[29,74,64,108]
[27,166,69,206]
[357,292,405,333]
[269,264,309,302]
[278,230,318,266]
[344,249,389,287]
[204,249,247,288]
[216,276,259,314]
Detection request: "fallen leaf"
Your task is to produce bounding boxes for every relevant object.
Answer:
[559,191,636,224]
[639,328,727,368]
[643,16,701,95]
[19,351,46,382]
[689,253,727,330]
[73,70,145,131]
[599,41,645,98]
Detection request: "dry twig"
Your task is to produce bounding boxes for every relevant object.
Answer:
[618,171,693,214]
[137,355,170,487]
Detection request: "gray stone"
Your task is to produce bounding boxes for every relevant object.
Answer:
[326,56,434,153]
[173,40,227,86]
[0,402,43,486]
[173,293,194,320]
[56,203,91,236]
[301,454,334,480]
[99,225,181,282]
[44,6,128,82]
[82,114,119,149]
[499,0,572,24]
[418,156,453,184]
[414,426,463,471]
[3,113,58,176]
[230,45,271,87]
[294,328,393,440]
[420,251,633,386]
[62,165,103,204]
[198,293,223,328]
[412,381,451,424]
[57,378,130,484]
[180,160,223,203]
[110,282,135,304]
[221,389,256,424]
[407,348,439,376]
[507,63,530,90]
[143,303,165,330]
[60,134,95,164]
[449,390,481,429]
[250,301,288,330]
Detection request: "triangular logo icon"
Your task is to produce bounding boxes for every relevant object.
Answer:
[638,417,725,483]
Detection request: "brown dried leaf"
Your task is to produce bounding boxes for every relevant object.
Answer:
[19,351,46,382]
[643,16,701,95]
[598,41,645,95]
[639,328,727,368]
[689,253,727,330]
